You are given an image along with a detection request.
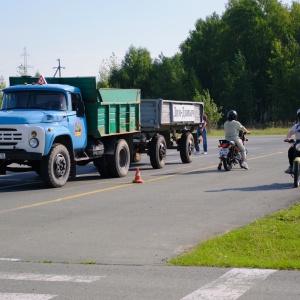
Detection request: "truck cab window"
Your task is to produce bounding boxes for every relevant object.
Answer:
[2,92,29,109]
[71,93,81,111]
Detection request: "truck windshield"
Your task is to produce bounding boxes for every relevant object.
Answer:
[1,91,67,111]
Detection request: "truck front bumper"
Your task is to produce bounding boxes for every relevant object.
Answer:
[0,150,43,161]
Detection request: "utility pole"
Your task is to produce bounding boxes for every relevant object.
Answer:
[17,47,33,76]
[53,59,65,77]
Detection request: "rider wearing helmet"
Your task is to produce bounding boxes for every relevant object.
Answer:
[224,110,251,169]
[284,109,300,174]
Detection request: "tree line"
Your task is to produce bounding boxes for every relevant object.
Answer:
[2,0,299,127]
[98,0,300,127]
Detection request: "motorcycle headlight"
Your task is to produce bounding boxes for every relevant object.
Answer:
[295,144,300,152]
[29,138,39,148]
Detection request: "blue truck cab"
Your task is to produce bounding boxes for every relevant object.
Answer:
[1,83,87,158]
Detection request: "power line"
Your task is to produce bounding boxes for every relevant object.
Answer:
[53,59,65,77]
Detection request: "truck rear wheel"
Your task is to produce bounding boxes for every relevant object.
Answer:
[93,155,112,178]
[149,134,166,169]
[41,143,71,188]
[179,132,194,163]
[108,139,130,177]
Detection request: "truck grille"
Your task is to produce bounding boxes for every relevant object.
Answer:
[0,128,23,146]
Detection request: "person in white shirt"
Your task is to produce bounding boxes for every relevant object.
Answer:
[284,109,300,174]
[224,110,250,169]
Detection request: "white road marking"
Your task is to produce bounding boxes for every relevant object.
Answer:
[0,293,56,300]
[181,268,277,300]
[0,272,105,283]
[0,258,21,261]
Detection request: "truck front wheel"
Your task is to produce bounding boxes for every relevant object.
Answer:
[149,134,166,169]
[41,143,71,188]
[108,139,130,177]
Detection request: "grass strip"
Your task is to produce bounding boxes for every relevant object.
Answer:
[209,127,290,136]
[168,203,300,270]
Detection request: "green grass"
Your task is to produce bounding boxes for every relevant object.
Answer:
[168,203,300,270]
[209,127,290,136]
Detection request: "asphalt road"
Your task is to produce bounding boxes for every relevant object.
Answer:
[0,135,299,300]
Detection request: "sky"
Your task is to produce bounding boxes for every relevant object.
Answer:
[0,0,297,85]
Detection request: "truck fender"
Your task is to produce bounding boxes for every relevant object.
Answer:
[44,127,73,156]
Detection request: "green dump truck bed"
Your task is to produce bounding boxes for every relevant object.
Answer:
[85,88,141,138]
[9,76,141,138]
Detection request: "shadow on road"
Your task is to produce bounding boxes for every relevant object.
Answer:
[205,182,293,192]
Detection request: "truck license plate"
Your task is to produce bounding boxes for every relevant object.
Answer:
[0,153,6,159]
[219,148,229,156]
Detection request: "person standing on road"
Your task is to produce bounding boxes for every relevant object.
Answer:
[283,109,300,174]
[195,114,208,154]
[224,110,250,169]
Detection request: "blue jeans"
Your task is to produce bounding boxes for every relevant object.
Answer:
[196,127,207,152]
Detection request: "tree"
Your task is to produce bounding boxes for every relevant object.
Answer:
[180,13,223,95]
[193,89,222,130]
[150,53,198,100]
[180,0,299,125]
[0,76,6,107]
[97,52,120,88]
[34,70,41,77]
[109,45,153,98]
[215,50,255,125]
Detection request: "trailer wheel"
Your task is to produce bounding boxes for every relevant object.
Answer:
[41,143,70,188]
[150,134,166,169]
[93,155,112,178]
[108,139,130,177]
[180,132,195,163]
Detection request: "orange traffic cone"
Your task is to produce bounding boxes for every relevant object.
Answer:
[132,168,144,183]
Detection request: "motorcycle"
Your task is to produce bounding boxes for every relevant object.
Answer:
[284,139,300,187]
[217,131,248,171]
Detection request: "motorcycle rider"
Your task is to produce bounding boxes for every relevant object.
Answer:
[284,109,300,174]
[224,110,251,169]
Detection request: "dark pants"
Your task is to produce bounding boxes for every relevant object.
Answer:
[288,146,295,166]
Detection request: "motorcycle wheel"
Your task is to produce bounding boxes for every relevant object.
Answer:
[222,152,233,171]
[293,161,300,188]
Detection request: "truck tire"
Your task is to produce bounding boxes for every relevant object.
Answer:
[149,134,166,169]
[41,143,71,188]
[108,139,130,177]
[179,132,195,163]
[93,155,112,178]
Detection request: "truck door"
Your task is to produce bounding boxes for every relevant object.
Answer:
[68,93,87,150]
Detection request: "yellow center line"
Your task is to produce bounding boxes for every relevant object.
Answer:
[247,152,283,160]
[1,151,284,213]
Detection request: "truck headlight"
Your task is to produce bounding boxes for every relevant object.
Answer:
[29,138,39,148]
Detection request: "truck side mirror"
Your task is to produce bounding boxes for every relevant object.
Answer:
[77,100,85,117]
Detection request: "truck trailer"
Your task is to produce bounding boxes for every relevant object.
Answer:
[0,76,203,188]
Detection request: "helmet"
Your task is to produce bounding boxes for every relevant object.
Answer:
[227,110,238,121]
[297,109,300,119]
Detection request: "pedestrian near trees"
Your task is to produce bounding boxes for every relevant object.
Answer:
[195,114,208,154]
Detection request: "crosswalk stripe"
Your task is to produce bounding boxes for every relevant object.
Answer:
[0,293,56,300]
[0,272,105,283]
[181,268,277,300]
